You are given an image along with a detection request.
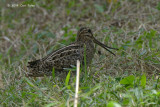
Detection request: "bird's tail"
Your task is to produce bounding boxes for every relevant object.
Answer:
[27,59,40,68]
[27,59,42,77]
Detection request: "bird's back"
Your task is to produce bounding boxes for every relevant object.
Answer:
[27,42,95,77]
[27,27,118,77]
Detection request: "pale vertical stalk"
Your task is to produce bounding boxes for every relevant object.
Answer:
[74,60,80,107]
[0,70,4,89]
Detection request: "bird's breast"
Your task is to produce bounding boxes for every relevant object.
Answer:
[84,42,95,65]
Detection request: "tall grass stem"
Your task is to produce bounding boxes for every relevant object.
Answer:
[74,60,80,107]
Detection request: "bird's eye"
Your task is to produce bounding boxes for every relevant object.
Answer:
[88,29,91,33]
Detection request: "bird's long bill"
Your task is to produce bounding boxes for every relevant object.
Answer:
[93,38,118,56]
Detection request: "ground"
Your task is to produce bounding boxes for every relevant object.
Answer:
[0,0,160,106]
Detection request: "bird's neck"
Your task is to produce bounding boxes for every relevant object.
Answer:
[76,38,93,43]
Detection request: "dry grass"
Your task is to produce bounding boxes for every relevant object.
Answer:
[0,0,160,106]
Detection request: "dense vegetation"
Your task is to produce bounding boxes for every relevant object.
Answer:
[0,0,160,106]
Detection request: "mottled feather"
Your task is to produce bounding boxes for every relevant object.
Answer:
[27,27,118,77]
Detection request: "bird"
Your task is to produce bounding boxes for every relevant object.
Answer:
[27,27,118,77]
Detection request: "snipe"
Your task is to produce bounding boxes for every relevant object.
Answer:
[27,27,118,77]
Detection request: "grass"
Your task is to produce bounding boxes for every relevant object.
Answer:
[0,0,160,106]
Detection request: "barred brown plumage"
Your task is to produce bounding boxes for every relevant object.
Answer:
[27,27,118,77]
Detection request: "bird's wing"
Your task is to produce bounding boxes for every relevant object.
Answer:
[42,43,84,70]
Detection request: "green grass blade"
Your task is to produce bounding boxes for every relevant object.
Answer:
[65,70,71,89]
[52,67,55,79]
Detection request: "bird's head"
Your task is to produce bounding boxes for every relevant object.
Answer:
[76,27,94,42]
[76,27,119,56]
